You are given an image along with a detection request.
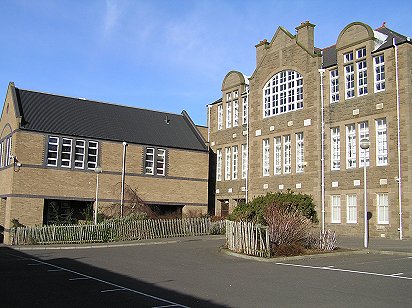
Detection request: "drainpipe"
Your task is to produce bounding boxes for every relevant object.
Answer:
[318,68,326,233]
[207,105,211,143]
[393,38,403,240]
[120,141,128,217]
[245,85,250,203]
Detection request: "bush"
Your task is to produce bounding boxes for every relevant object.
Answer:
[274,242,306,257]
[229,190,318,225]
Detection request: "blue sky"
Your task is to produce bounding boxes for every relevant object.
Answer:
[1,0,410,126]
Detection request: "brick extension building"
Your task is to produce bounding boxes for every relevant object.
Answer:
[0,83,209,243]
[207,21,412,239]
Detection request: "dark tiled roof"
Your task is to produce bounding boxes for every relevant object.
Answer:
[208,97,222,106]
[321,26,411,68]
[15,88,207,152]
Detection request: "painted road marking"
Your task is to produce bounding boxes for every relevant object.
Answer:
[30,258,189,308]
[48,269,63,272]
[100,288,126,293]
[275,262,412,280]
[69,277,90,281]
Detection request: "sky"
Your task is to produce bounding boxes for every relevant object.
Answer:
[0,0,410,126]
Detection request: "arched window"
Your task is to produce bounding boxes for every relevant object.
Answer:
[263,70,303,117]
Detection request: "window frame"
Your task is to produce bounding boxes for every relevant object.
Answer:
[74,140,86,169]
[87,140,99,170]
[233,100,239,127]
[217,104,223,131]
[225,147,231,180]
[374,54,385,93]
[263,139,270,176]
[61,138,73,168]
[357,59,368,96]
[331,195,341,223]
[344,64,355,99]
[347,194,357,224]
[156,148,166,176]
[331,127,340,170]
[377,193,389,224]
[241,144,248,179]
[283,135,291,174]
[296,132,304,173]
[242,96,248,125]
[330,68,339,104]
[232,145,238,180]
[358,122,370,167]
[346,124,356,169]
[376,118,388,166]
[0,141,3,168]
[216,149,222,181]
[47,136,59,167]
[274,136,282,175]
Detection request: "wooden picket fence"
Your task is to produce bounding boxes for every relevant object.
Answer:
[226,220,271,258]
[11,217,225,245]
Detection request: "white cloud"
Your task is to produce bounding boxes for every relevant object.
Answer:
[102,0,121,38]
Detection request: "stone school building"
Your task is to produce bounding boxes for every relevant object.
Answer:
[207,21,412,239]
[0,82,209,243]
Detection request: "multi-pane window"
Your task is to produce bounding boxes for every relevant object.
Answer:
[345,64,355,99]
[87,141,98,170]
[377,193,389,224]
[241,144,248,179]
[356,47,366,59]
[47,136,59,167]
[217,104,223,130]
[216,149,222,181]
[232,145,238,180]
[296,132,304,173]
[225,147,231,180]
[156,149,166,176]
[226,102,232,128]
[233,91,238,99]
[74,140,85,169]
[359,122,370,167]
[61,138,72,168]
[376,118,388,166]
[274,137,282,175]
[242,96,248,125]
[283,135,291,174]
[4,136,12,167]
[344,51,353,63]
[330,69,339,103]
[145,148,155,174]
[263,139,270,176]
[347,195,357,223]
[346,124,356,169]
[263,70,303,117]
[0,141,3,168]
[331,195,341,223]
[357,60,368,96]
[233,100,239,127]
[374,55,385,92]
[331,127,340,170]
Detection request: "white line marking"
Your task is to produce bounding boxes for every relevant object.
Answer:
[48,269,63,272]
[101,288,125,293]
[27,263,42,266]
[69,277,89,281]
[30,258,189,308]
[275,262,412,280]
[392,273,404,276]
[154,305,182,308]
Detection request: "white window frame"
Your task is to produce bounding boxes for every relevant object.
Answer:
[331,195,341,223]
[0,141,3,168]
[283,135,291,174]
[145,147,155,175]
[233,100,239,127]
[296,132,304,173]
[217,104,223,131]
[5,136,12,167]
[263,70,303,118]
[376,118,388,166]
[47,136,59,167]
[374,55,385,92]
[274,137,282,175]
[331,127,340,170]
[232,145,238,180]
[359,122,370,167]
[233,90,238,99]
[330,68,339,103]
[263,139,270,176]
[377,193,389,224]
[345,64,355,99]
[241,144,248,179]
[87,141,98,170]
[74,140,86,169]
[242,96,248,125]
[216,149,222,181]
[225,147,231,180]
[60,138,72,168]
[156,149,166,176]
[357,60,368,96]
[347,194,357,224]
[356,47,366,59]
[226,102,232,128]
[344,51,353,63]
[346,124,356,169]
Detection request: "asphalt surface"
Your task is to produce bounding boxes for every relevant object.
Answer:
[1,236,412,307]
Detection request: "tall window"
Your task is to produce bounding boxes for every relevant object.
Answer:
[359,122,370,167]
[331,195,341,223]
[357,60,368,96]
[330,69,339,103]
[283,135,291,174]
[346,124,356,169]
[232,145,238,180]
[345,64,355,99]
[296,132,304,173]
[156,149,166,176]
[216,149,222,181]
[331,127,340,170]
[87,141,98,170]
[274,137,282,175]
[145,147,166,176]
[377,193,389,224]
[233,100,239,127]
[225,147,231,180]
[74,140,85,169]
[226,102,232,128]
[263,139,270,176]
[374,55,385,92]
[242,96,248,125]
[376,118,388,166]
[47,136,59,167]
[263,70,303,118]
[347,195,357,223]
[217,104,223,130]
[145,148,155,174]
[241,144,248,179]
[61,138,72,168]
[0,141,3,168]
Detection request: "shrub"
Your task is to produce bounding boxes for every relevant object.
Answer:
[274,242,306,257]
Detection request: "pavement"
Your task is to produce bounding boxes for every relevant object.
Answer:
[337,236,412,254]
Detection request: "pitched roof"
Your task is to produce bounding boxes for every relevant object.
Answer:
[14,87,207,152]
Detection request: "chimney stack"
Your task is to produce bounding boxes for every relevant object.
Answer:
[255,39,269,65]
[295,21,315,53]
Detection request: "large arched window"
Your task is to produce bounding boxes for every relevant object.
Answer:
[263,70,303,118]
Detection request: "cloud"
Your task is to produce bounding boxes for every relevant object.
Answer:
[102,0,121,38]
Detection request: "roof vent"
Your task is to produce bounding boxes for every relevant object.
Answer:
[78,97,87,100]
[165,115,170,124]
